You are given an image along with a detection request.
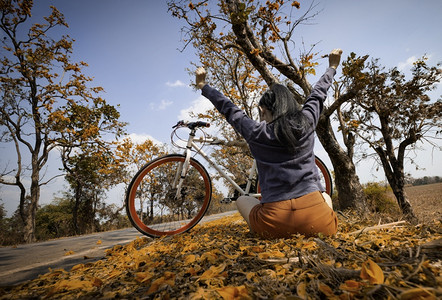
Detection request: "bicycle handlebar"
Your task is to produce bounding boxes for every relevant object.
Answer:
[172,120,248,149]
[173,120,210,130]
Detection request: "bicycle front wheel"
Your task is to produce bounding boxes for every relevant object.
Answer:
[126,154,212,238]
[315,156,333,197]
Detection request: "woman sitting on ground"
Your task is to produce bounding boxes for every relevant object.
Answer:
[195,49,342,238]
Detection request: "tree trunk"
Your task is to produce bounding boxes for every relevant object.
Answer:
[317,116,367,211]
[23,172,40,243]
[374,112,416,221]
[23,210,35,243]
[73,183,81,235]
[390,183,415,220]
[390,168,415,220]
[375,147,416,221]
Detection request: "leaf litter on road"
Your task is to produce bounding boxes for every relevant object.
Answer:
[0,211,440,299]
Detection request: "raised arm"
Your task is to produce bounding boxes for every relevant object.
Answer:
[302,49,343,126]
[195,67,259,142]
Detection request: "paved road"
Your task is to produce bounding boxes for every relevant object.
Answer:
[0,211,237,286]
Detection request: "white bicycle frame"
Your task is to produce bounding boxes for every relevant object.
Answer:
[174,127,261,200]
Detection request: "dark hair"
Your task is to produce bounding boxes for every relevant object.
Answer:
[258,83,310,152]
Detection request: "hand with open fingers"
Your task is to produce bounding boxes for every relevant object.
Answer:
[328,48,343,69]
[195,67,207,89]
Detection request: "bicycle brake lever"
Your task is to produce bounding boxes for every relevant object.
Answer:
[172,120,186,128]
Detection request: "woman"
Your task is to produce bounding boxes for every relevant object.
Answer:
[196,49,342,238]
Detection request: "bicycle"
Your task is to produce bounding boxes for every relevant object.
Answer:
[126,120,333,238]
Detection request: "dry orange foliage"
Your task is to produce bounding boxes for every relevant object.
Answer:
[0,212,440,299]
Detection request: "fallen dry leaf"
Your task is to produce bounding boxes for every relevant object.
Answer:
[360,258,384,284]
[216,285,250,300]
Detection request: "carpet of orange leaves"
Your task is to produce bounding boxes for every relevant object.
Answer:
[0,209,441,299]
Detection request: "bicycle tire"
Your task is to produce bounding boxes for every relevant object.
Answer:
[126,154,212,238]
[314,155,333,196]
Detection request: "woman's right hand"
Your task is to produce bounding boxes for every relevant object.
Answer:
[195,67,207,89]
[328,49,343,69]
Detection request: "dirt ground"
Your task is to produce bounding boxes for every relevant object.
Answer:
[404,182,442,223]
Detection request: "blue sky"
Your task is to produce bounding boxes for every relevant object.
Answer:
[1,0,441,216]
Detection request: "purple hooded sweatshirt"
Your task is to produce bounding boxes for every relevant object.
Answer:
[201,67,336,203]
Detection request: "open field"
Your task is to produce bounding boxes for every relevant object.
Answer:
[404,183,442,223]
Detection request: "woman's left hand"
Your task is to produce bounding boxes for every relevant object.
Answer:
[328,49,343,69]
[195,67,207,89]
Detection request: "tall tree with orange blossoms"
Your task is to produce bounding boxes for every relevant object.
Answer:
[114,138,166,186]
[114,138,167,222]
[61,144,124,235]
[0,1,125,242]
[168,0,367,210]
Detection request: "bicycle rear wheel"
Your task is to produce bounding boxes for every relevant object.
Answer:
[126,154,212,238]
[315,156,333,196]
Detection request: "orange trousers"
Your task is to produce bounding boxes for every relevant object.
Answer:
[249,191,338,238]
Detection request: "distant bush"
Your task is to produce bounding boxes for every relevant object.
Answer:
[35,199,74,241]
[363,182,398,214]
[412,176,442,186]
[0,209,25,246]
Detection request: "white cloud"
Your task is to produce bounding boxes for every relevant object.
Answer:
[397,56,416,71]
[158,99,173,110]
[126,133,163,146]
[149,99,173,111]
[178,95,213,121]
[166,80,186,87]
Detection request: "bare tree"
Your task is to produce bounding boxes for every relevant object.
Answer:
[347,56,441,220]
